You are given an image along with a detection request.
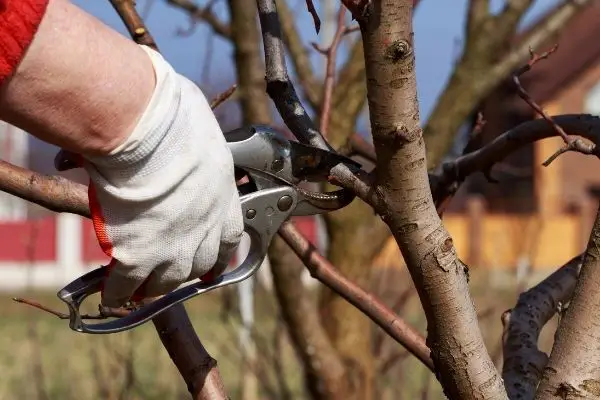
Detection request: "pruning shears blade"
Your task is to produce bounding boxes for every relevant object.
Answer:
[288,141,362,182]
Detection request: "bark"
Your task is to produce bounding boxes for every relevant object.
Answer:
[226,2,271,399]
[280,222,433,371]
[357,1,506,399]
[535,204,600,399]
[319,197,388,400]
[227,0,271,125]
[269,235,349,400]
[502,255,582,399]
[153,305,229,400]
[318,69,383,400]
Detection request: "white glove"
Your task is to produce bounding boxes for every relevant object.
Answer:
[82,45,244,307]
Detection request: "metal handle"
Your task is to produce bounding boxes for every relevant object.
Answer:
[57,186,297,334]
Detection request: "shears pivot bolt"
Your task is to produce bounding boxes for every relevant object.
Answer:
[278,195,293,211]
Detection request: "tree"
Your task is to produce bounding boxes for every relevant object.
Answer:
[5,0,600,399]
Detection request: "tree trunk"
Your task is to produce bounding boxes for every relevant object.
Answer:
[270,235,349,399]
[318,54,388,400]
[536,203,600,399]
[357,1,506,398]
[228,0,271,125]
[227,2,271,399]
[320,117,390,400]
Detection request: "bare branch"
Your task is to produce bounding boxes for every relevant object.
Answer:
[254,0,375,209]
[209,84,237,109]
[359,0,507,397]
[435,114,600,196]
[0,160,89,216]
[304,0,321,33]
[466,0,490,36]
[152,305,229,399]
[536,204,600,398]
[279,222,434,372]
[166,0,232,38]
[511,45,597,166]
[276,0,321,109]
[318,8,347,136]
[109,0,159,50]
[423,0,592,170]
[502,255,582,398]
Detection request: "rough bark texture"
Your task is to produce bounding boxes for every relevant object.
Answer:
[502,255,582,399]
[358,1,506,398]
[153,305,229,400]
[536,204,600,399]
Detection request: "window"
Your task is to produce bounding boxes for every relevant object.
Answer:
[585,81,600,115]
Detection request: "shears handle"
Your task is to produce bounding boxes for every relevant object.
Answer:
[57,185,297,334]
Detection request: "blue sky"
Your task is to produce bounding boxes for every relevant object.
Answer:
[72,0,560,120]
[26,0,561,171]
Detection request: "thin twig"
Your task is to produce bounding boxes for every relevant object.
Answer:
[108,0,158,50]
[512,45,597,166]
[278,221,434,372]
[210,84,238,109]
[166,0,231,38]
[12,297,135,319]
[318,8,347,137]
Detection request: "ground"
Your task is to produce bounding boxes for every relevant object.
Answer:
[0,268,560,399]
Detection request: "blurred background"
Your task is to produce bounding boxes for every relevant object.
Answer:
[0,0,598,398]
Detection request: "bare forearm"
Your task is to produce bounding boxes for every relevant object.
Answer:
[0,0,155,156]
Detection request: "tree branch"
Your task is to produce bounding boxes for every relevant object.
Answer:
[358,1,507,398]
[165,0,232,39]
[466,0,489,37]
[422,0,591,170]
[535,203,600,397]
[275,0,321,109]
[502,255,582,399]
[254,0,374,207]
[434,114,600,196]
[279,222,434,372]
[109,0,159,50]
[317,7,347,136]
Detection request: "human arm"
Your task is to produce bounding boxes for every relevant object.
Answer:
[0,0,154,155]
[0,0,243,307]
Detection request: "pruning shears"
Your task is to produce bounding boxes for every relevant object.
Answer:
[56,125,361,334]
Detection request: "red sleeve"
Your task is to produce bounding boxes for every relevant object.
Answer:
[0,0,50,87]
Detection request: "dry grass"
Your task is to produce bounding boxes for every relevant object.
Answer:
[0,267,561,399]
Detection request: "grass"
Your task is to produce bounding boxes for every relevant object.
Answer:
[0,267,561,399]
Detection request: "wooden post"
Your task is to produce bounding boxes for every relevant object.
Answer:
[467,195,486,268]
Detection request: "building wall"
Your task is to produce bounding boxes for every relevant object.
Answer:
[0,122,28,220]
[541,60,600,212]
[374,199,590,272]
[0,213,327,292]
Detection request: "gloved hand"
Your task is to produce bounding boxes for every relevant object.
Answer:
[78,45,243,307]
